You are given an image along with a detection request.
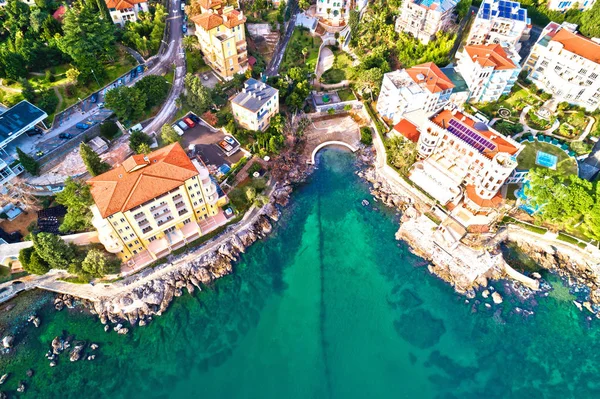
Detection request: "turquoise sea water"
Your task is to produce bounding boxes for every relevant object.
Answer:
[1,149,600,398]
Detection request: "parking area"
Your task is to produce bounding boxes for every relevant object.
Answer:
[177,113,245,173]
[199,70,220,89]
[3,109,114,161]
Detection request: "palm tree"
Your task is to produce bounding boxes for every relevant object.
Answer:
[302,47,308,63]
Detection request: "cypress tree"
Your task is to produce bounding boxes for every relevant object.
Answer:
[79,142,110,176]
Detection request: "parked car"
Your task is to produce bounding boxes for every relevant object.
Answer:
[136,65,144,75]
[172,125,185,136]
[58,133,72,139]
[180,3,185,10]
[183,117,195,128]
[219,141,233,152]
[97,102,105,109]
[25,127,43,136]
[224,136,236,145]
[224,208,233,216]
[117,78,123,86]
[90,93,99,103]
[130,69,137,79]
[177,120,189,131]
[202,74,209,81]
[128,123,143,134]
[182,25,187,34]
[188,114,200,123]
[76,122,91,130]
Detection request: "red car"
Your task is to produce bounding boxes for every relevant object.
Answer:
[184,117,196,128]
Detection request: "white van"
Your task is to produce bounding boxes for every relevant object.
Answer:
[128,123,143,134]
[172,124,185,136]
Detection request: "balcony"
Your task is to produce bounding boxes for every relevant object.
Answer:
[149,202,169,213]
[156,215,174,227]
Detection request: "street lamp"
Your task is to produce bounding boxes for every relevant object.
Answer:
[91,69,101,89]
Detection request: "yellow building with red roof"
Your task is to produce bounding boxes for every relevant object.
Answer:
[88,143,228,264]
[190,1,248,80]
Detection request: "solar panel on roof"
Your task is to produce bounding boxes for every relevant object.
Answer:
[447,120,496,153]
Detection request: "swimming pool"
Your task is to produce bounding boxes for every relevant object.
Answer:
[535,150,558,169]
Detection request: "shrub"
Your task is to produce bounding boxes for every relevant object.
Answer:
[360,126,373,145]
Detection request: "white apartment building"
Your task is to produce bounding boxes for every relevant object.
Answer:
[466,0,531,52]
[231,78,279,132]
[377,63,454,125]
[105,0,149,26]
[395,0,458,44]
[406,108,521,213]
[315,0,350,26]
[547,0,595,11]
[456,44,521,103]
[524,22,600,111]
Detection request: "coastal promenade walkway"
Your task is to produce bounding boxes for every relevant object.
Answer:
[0,202,265,304]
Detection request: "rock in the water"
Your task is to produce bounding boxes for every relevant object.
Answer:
[117,327,129,335]
[0,373,9,384]
[104,325,110,332]
[87,355,96,361]
[485,303,492,309]
[17,381,26,393]
[51,337,63,355]
[482,290,490,298]
[32,317,41,328]
[0,391,6,399]
[90,344,99,350]
[1,335,14,349]
[532,272,542,279]
[492,292,503,304]
[69,345,84,362]
[49,361,56,368]
[26,369,34,378]
[574,301,583,311]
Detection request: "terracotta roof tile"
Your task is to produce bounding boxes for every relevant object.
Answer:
[105,0,146,11]
[198,0,222,10]
[465,184,503,209]
[88,143,198,218]
[464,44,516,70]
[406,62,454,94]
[393,119,421,142]
[191,12,224,30]
[550,28,600,64]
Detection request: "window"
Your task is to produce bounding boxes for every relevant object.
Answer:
[120,218,125,223]
[148,236,156,242]
[118,229,123,234]
[183,218,191,225]
[134,240,139,245]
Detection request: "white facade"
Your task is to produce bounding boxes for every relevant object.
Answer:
[315,0,350,25]
[456,44,521,103]
[377,66,454,125]
[524,22,600,111]
[395,0,458,44]
[547,0,595,11]
[108,1,149,26]
[409,109,521,210]
[466,0,531,52]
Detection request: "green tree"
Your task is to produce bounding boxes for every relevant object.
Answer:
[20,78,35,102]
[356,67,383,100]
[298,0,310,10]
[32,232,76,270]
[579,1,600,38]
[360,126,373,145]
[104,86,147,122]
[16,147,39,175]
[81,249,121,277]
[80,142,111,176]
[58,1,115,82]
[129,130,153,154]
[455,0,472,20]
[55,178,95,233]
[269,114,285,134]
[184,73,212,114]
[245,186,256,203]
[135,75,170,107]
[161,124,180,144]
[18,247,51,275]
[66,68,80,82]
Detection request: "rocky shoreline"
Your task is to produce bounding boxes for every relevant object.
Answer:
[53,159,313,330]
[358,159,600,315]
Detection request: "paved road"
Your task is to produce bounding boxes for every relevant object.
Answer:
[265,1,299,77]
[143,0,186,135]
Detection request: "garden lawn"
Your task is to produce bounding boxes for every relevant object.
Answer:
[321,50,354,84]
[337,88,356,102]
[475,86,540,123]
[516,140,578,176]
[280,28,321,75]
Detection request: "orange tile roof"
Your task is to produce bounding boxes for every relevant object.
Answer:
[105,0,146,11]
[465,184,503,209]
[88,143,198,218]
[464,44,516,70]
[191,9,245,31]
[406,62,454,94]
[191,12,224,30]
[550,28,600,64]
[393,119,421,142]
[198,0,222,10]
[431,109,519,157]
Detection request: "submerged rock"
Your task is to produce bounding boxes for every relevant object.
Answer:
[26,369,34,378]
[1,335,14,349]
[0,373,9,384]
[69,345,84,362]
